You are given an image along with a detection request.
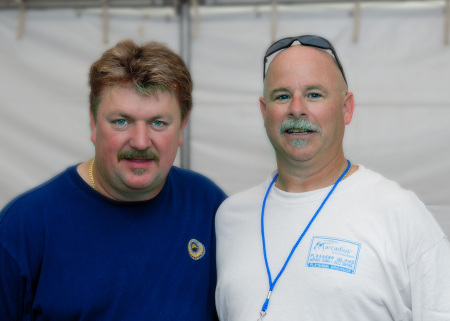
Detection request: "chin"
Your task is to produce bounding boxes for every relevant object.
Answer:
[131,172,166,189]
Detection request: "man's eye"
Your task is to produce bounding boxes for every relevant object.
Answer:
[308,93,321,99]
[275,94,289,101]
[114,119,128,125]
[153,120,165,127]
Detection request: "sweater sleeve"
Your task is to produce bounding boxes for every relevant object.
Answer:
[0,243,24,321]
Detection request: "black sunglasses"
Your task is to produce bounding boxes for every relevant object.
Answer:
[263,35,347,84]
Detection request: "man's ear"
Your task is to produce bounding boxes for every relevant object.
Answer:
[178,113,190,147]
[259,96,267,124]
[89,109,96,144]
[343,92,355,125]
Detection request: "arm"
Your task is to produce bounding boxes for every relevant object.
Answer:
[0,244,24,321]
[409,237,450,320]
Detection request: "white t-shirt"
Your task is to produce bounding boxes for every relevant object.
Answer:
[215,166,450,321]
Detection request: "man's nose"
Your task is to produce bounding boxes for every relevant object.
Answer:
[130,122,151,150]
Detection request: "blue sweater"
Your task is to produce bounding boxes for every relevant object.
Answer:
[0,165,227,321]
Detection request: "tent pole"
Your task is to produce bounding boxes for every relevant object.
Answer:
[445,0,449,45]
[102,0,109,43]
[352,0,361,43]
[178,0,191,169]
[271,0,278,43]
[17,0,25,39]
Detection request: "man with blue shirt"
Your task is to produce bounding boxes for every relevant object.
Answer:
[0,39,226,321]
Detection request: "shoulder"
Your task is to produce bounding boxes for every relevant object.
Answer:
[0,166,78,264]
[351,165,447,258]
[349,165,423,206]
[217,177,271,215]
[167,166,227,200]
[0,166,78,224]
[348,166,435,223]
[168,166,222,188]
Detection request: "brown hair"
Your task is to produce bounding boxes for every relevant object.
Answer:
[89,39,192,120]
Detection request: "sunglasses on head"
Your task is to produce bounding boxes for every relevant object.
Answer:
[263,35,347,84]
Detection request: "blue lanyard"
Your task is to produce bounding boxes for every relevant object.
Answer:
[258,160,351,320]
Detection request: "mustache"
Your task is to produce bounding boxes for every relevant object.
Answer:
[117,149,160,162]
[278,118,321,134]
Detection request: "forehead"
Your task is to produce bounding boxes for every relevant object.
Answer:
[99,84,181,115]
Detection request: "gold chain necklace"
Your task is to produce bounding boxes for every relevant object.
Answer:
[88,158,98,190]
[343,164,353,180]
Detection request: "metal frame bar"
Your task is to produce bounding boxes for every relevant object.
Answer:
[2,0,176,9]
[17,0,25,39]
[0,0,440,10]
[102,0,109,43]
[178,0,191,169]
[270,0,277,43]
[352,0,360,43]
[445,0,449,45]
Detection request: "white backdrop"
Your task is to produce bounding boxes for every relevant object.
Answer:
[1,2,449,236]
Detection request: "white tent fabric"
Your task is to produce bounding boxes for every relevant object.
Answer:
[0,2,449,236]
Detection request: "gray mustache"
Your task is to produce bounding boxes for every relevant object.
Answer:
[278,118,321,134]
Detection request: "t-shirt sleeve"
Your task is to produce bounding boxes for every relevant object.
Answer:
[409,237,450,320]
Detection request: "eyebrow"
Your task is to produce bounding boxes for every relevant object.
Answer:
[109,111,172,122]
[303,84,327,92]
[268,87,291,100]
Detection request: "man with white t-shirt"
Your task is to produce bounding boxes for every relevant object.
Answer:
[215,35,450,321]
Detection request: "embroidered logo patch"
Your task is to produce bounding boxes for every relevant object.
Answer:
[188,239,205,260]
[306,236,361,274]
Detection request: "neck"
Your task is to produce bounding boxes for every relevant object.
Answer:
[275,156,350,193]
[78,159,162,202]
[94,171,164,202]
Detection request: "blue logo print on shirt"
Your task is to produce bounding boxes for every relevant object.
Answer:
[307,236,361,274]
